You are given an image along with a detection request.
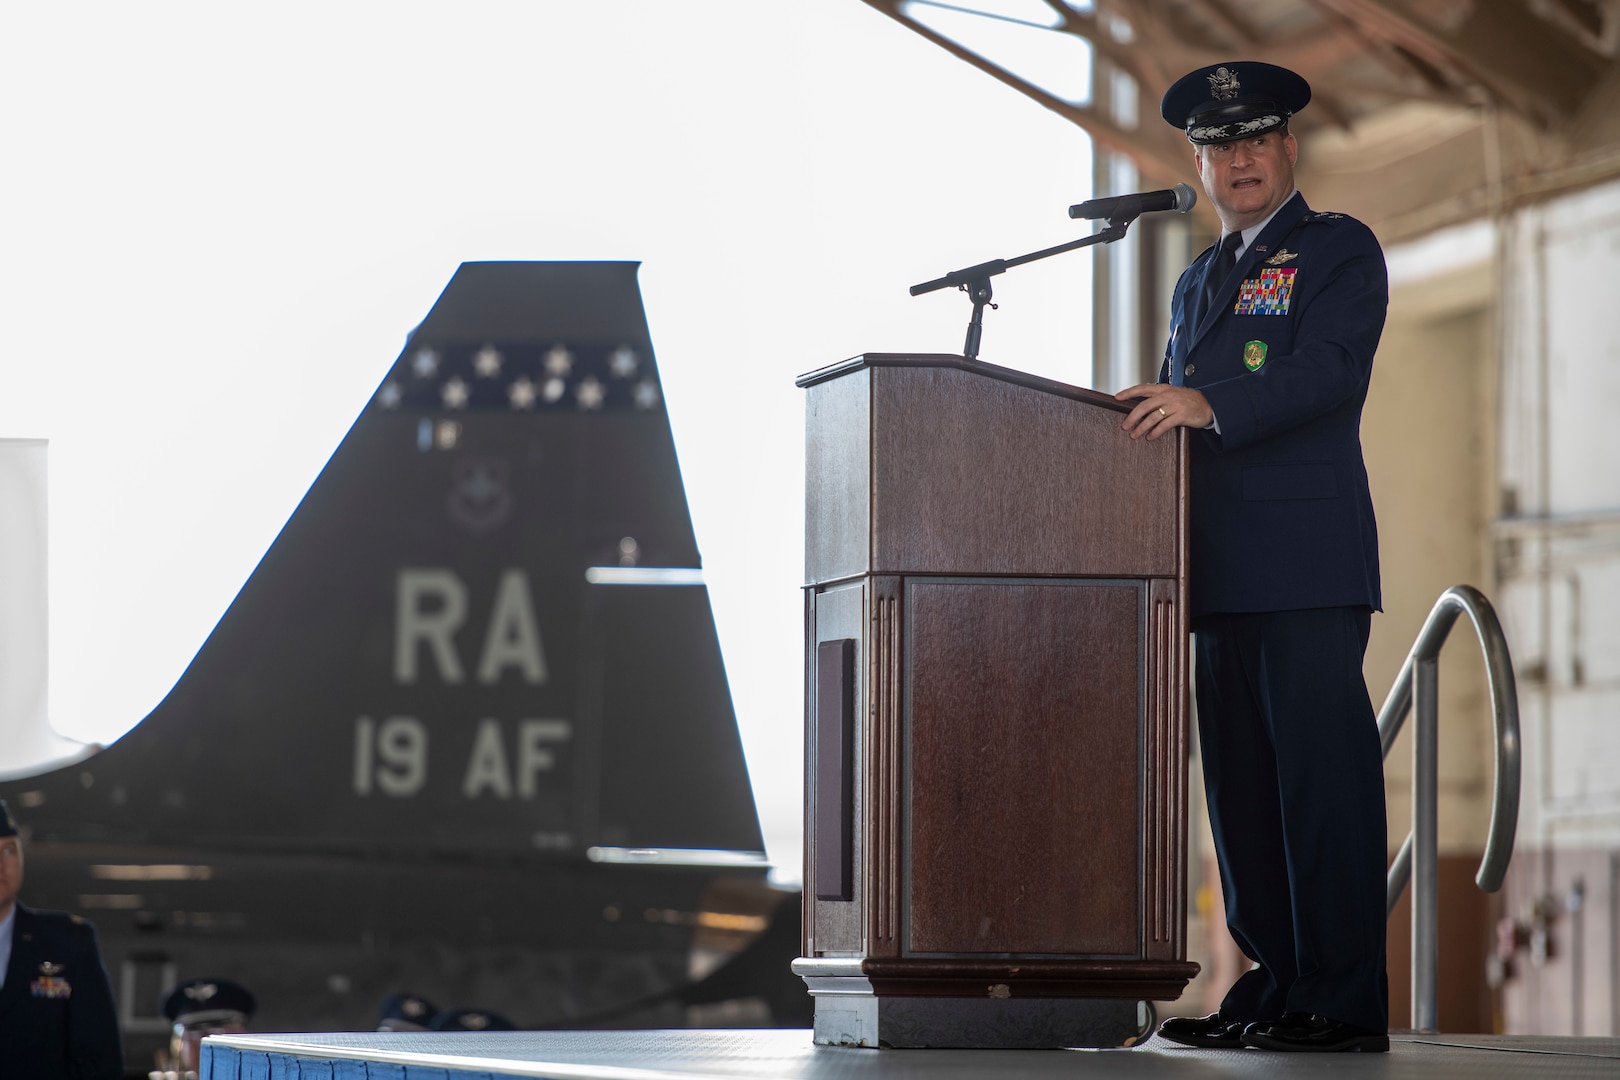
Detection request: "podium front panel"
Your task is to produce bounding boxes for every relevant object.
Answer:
[905,578,1142,956]
[871,366,1176,578]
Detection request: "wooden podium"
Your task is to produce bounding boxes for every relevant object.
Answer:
[791,354,1198,1048]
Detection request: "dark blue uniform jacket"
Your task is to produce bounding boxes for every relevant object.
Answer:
[0,904,123,1080]
[1161,191,1386,617]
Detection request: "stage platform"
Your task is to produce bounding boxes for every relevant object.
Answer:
[203,1028,1620,1079]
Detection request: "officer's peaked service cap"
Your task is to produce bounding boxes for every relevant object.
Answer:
[432,1007,518,1031]
[0,800,16,838]
[378,992,441,1032]
[1162,61,1311,145]
[161,976,258,1025]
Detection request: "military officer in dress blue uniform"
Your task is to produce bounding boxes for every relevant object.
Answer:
[1115,62,1390,1054]
[0,799,123,1078]
[160,975,257,1076]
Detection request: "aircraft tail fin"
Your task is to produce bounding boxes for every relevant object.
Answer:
[6,263,764,862]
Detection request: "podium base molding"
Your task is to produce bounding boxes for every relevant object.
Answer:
[792,957,1195,1049]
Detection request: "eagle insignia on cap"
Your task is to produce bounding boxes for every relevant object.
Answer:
[1207,66,1241,101]
[185,982,218,1002]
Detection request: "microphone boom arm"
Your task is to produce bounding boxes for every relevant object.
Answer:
[909,216,1135,361]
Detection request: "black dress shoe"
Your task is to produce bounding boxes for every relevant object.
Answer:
[1241,1012,1389,1053]
[1155,1011,1248,1048]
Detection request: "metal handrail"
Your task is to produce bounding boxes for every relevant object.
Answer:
[1376,585,1521,1033]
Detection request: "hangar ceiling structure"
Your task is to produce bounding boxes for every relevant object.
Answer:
[864,0,1620,242]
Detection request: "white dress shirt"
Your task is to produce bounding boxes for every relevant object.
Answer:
[0,902,16,991]
[1222,189,1299,265]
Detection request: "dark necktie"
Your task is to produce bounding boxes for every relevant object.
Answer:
[1197,231,1244,326]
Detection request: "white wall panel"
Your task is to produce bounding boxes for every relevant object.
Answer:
[0,439,85,778]
[1540,207,1620,517]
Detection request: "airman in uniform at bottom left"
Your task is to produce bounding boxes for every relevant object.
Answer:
[0,798,124,1079]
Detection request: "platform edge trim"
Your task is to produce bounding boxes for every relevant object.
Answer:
[203,1033,731,1080]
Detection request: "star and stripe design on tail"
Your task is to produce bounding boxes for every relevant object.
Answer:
[373,341,663,414]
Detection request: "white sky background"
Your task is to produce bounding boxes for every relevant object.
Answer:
[0,1,1096,881]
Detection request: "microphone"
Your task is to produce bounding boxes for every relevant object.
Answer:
[1069,183,1197,220]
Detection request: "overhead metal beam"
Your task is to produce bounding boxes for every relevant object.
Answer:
[1079,1,1369,131]
[1310,0,1603,124]
[859,0,1620,244]
[861,0,1194,188]
[1177,0,1263,49]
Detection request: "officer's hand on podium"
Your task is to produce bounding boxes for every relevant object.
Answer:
[1114,384,1214,441]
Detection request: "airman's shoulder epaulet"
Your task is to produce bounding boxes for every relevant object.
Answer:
[26,907,92,933]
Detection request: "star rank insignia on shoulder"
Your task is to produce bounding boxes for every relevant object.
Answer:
[1304,211,1346,221]
[1265,249,1299,265]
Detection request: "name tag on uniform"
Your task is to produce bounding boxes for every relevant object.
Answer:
[1234,267,1296,315]
[31,976,73,999]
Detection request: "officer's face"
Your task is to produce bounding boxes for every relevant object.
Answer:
[175,1018,247,1072]
[0,836,22,914]
[1195,131,1298,232]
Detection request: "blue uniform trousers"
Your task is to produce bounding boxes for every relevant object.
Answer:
[1193,606,1388,1033]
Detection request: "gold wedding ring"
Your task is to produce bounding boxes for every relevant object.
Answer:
[1158,407,1168,417]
